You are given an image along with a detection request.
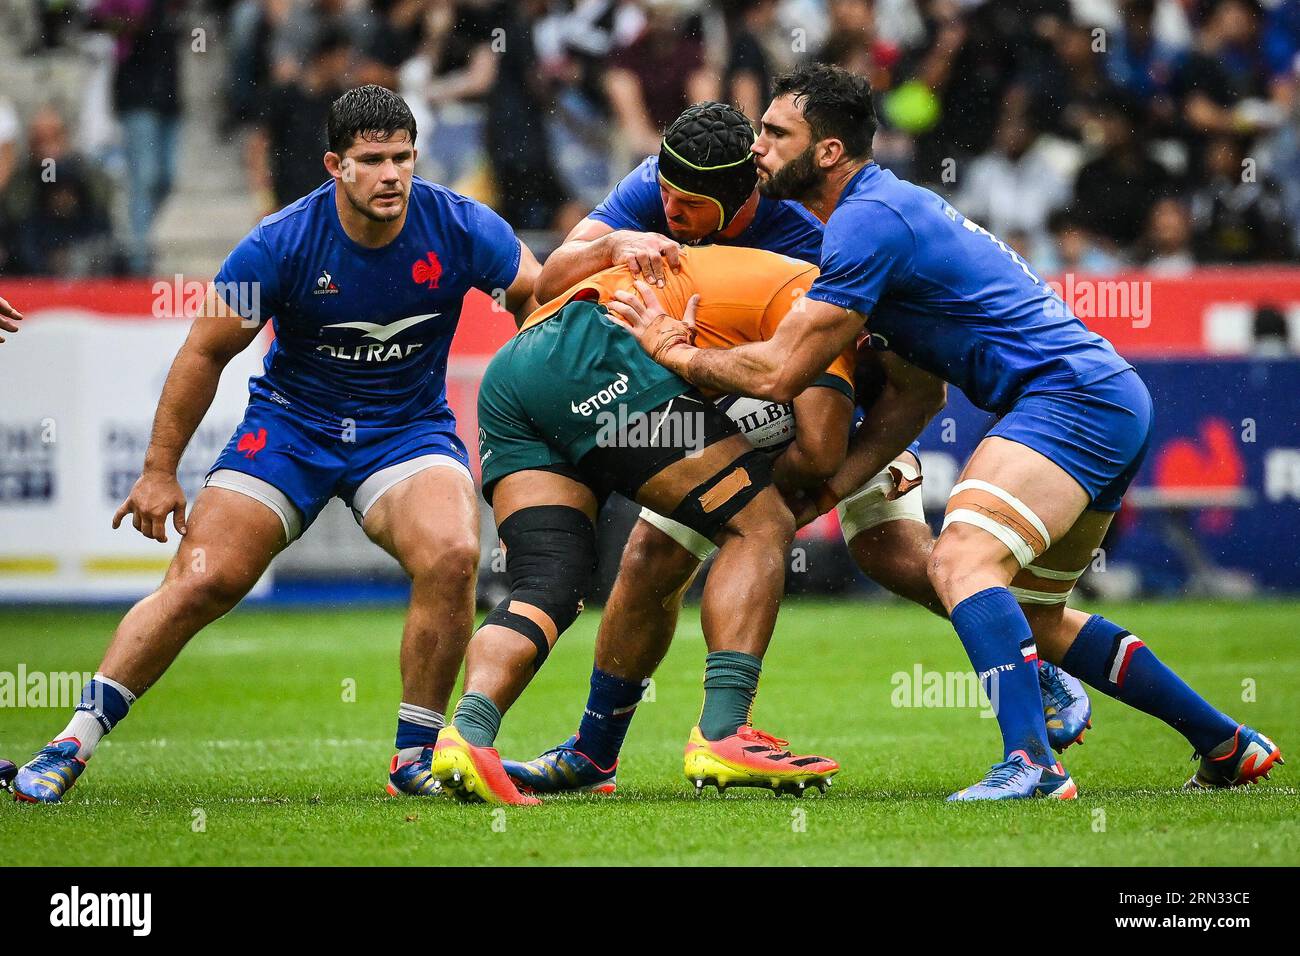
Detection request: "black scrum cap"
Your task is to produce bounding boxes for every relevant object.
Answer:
[658,102,758,232]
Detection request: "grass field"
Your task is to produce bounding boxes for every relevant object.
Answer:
[0,599,1297,866]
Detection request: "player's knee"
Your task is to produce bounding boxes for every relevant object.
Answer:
[169,564,254,619]
[725,488,795,547]
[483,505,596,671]
[411,535,480,589]
[927,527,990,601]
[619,522,701,597]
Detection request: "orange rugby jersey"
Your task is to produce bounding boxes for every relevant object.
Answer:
[520,244,855,395]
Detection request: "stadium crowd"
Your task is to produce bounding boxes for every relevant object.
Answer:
[0,0,1298,277]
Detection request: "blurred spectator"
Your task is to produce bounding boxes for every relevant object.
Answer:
[1171,0,1282,174]
[1142,195,1197,274]
[225,0,293,133]
[1026,19,1119,142]
[724,0,778,123]
[953,101,1071,250]
[359,0,434,89]
[272,0,376,83]
[92,0,185,276]
[1190,134,1295,262]
[484,0,580,231]
[1034,208,1124,274]
[533,1,630,210]
[2,105,116,276]
[1264,0,1300,104]
[0,99,17,198]
[816,0,901,90]
[1071,93,1178,251]
[399,0,499,190]
[1251,304,1291,356]
[29,0,83,51]
[249,28,354,213]
[1104,0,1185,135]
[0,97,20,274]
[604,1,720,157]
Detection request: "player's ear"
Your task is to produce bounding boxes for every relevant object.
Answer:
[817,138,843,169]
[323,151,342,179]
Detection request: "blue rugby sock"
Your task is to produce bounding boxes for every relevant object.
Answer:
[574,668,645,770]
[951,588,1054,767]
[57,673,136,759]
[1062,614,1238,754]
[395,702,444,756]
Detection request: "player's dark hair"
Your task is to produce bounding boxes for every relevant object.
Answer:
[327,85,417,155]
[771,63,877,159]
[659,102,757,231]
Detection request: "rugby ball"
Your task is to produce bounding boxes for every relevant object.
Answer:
[714,394,796,452]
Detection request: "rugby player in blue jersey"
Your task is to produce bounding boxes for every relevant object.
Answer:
[10,86,541,803]
[505,102,1090,796]
[611,64,1282,800]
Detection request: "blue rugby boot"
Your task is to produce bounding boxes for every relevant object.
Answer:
[387,746,442,797]
[503,735,617,795]
[948,750,1078,802]
[1185,725,1283,790]
[1040,661,1093,752]
[13,739,86,804]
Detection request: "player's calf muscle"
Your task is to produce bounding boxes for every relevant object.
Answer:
[596,524,698,677]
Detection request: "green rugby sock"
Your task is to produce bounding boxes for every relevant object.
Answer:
[699,650,762,740]
[452,692,502,747]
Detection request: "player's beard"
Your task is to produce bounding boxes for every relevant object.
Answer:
[757,145,820,202]
[345,183,406,222]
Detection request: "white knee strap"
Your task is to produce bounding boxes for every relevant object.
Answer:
[942,479,1051,569]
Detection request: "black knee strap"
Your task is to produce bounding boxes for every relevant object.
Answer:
[667,448,771,542]
[483,505,597,671]
[482,605,554,669]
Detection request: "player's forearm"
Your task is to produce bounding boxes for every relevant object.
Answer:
[678,343,815,405]
[535,235,615,304]
[772,440,840,494]
[141,349,226,476]
[824,385,944,501]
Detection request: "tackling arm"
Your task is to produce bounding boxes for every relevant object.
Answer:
[534,218,683,305]
[770,385,853,494]
[608,282,863,404]
[820,351,946,507]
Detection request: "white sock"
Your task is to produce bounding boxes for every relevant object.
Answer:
[56,673,137,760]
[57,712,106,760]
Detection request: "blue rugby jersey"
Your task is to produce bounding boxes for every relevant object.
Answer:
[214,176,521,426]
[806,163,1131,415]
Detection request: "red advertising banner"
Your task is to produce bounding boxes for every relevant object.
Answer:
[7,269,1300,358]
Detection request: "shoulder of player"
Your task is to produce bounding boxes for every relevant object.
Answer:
[826,196,917,250]
[407,175,491,215]
[256,182,332,234]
